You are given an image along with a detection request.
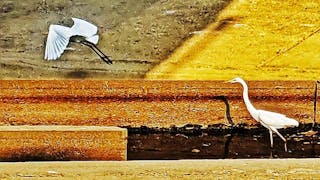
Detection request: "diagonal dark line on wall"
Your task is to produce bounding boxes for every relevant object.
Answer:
[258,26,320,67]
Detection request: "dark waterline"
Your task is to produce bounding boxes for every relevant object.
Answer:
[127,123,320,160]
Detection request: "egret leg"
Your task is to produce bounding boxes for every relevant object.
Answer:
[270,127,286,142]
[270,127,288,152]
[284,142,288,152]
[269,129,273,148]
[81,40,112,64]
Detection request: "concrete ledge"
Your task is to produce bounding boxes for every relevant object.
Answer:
[0,159,319,178]
[0,80,317,127]
[0,126,127,161]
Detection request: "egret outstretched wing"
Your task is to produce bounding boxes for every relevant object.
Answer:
[258,110,299,129]
[45,25,71,60]
[70,17,98,38]
[44,17,110,63]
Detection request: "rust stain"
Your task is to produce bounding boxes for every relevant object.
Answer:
[0,80,316,127]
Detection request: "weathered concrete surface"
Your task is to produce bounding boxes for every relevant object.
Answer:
[0,126,127,161]
[146,0,320,80]
[0,159,319,179]
[0,80,316,127]
[0,0,230,79]
[317,80,320,126]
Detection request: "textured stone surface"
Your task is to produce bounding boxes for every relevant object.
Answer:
[0,80,316,127]
[0,0,230,79]
[0,126,127,161]
[316,81,320,126]
[0,159,319,179]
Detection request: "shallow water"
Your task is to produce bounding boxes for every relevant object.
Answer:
[127,124,320,160]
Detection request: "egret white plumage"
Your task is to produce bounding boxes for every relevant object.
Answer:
[44,17,112,64]
[228,77,299,152]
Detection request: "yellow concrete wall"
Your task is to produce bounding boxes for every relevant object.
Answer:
[146,0,320,80]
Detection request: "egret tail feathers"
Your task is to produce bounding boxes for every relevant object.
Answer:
[71,17,98,37]
[258,110,299,129]
[86,35,99,44]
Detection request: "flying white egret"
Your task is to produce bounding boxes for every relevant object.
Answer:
[228,77,299,152]
[44,17,112,64]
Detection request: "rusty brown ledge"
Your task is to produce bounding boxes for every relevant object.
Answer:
[0,126,127,161]
[0,80,318,127]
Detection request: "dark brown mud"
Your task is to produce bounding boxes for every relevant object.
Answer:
[127,123,320,160]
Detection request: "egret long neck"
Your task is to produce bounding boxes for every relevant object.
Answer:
[240,80,258,119]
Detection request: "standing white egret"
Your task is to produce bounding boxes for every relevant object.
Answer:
[228,77,299,152]
[44,17,112,64]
